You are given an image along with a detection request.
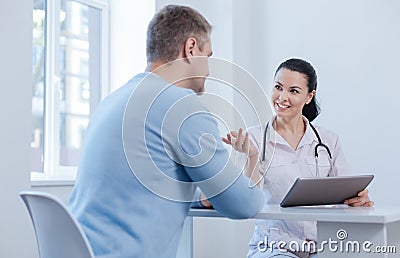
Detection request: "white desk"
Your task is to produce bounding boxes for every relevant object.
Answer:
[178,206,400,258]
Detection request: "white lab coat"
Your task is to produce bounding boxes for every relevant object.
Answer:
[247,116,349,251]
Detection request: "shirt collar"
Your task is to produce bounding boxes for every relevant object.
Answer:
[266,116,318,147]
[299,116,319,148]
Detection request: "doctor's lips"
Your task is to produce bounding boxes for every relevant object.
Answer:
[275,102,290,109]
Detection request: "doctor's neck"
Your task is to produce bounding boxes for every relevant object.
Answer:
[274,115,306,135]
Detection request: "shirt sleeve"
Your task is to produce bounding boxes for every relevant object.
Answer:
[167,98,264,219]
[331,135,350,176]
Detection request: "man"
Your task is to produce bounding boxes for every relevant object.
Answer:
[69,5,264,258]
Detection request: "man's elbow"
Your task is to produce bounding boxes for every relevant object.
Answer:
[215,195,264,219]
[229,201,263,219]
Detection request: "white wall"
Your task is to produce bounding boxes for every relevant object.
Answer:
[109,0,155,92]
[0,1,38,258]
[258,0,400,206]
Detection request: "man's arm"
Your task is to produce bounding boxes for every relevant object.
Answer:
[177,107,264,219]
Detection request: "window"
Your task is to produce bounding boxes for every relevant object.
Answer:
[31,0,109,181]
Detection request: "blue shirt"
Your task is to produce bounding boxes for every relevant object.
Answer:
[69,73,264,258]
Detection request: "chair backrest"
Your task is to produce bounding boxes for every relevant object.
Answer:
[20,191,95,258]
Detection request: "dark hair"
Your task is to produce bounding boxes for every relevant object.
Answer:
[274,58,320,121]
[146,5,212,63]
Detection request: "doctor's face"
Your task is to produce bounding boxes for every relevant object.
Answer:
[271,68,314,119]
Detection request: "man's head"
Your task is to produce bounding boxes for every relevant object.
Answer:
[146,5,212,63]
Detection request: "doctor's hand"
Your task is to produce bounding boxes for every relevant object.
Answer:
[344,189,374,207]
[222,128,258,157]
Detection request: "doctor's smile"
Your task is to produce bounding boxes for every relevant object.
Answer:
[276,102,289,108]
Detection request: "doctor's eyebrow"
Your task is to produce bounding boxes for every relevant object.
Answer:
[275,81,304,90]
[289,86,303,91]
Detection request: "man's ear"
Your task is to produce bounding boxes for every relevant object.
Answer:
[183,37,197,60]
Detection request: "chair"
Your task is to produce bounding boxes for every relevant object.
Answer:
[20,191,95,258]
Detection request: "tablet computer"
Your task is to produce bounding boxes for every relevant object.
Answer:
[280,175,374,208]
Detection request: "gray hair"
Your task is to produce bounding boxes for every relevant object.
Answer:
[146,5,212,63]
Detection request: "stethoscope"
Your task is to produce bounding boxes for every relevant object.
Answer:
[250,120,334,188]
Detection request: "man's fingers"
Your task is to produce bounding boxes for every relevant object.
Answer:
[243,132,250,153]
[237,128,245,147]
[230,131,238,138]
[222,137,230,144]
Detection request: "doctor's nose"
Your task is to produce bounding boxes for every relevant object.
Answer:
[279,91,288,101]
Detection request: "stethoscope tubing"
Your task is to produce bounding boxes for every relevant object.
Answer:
[248,120,334,188]
[261,121,332,162]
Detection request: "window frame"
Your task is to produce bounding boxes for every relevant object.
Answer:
[31,0,109,184]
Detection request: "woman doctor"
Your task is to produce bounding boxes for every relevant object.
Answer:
[223,58,373,258]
